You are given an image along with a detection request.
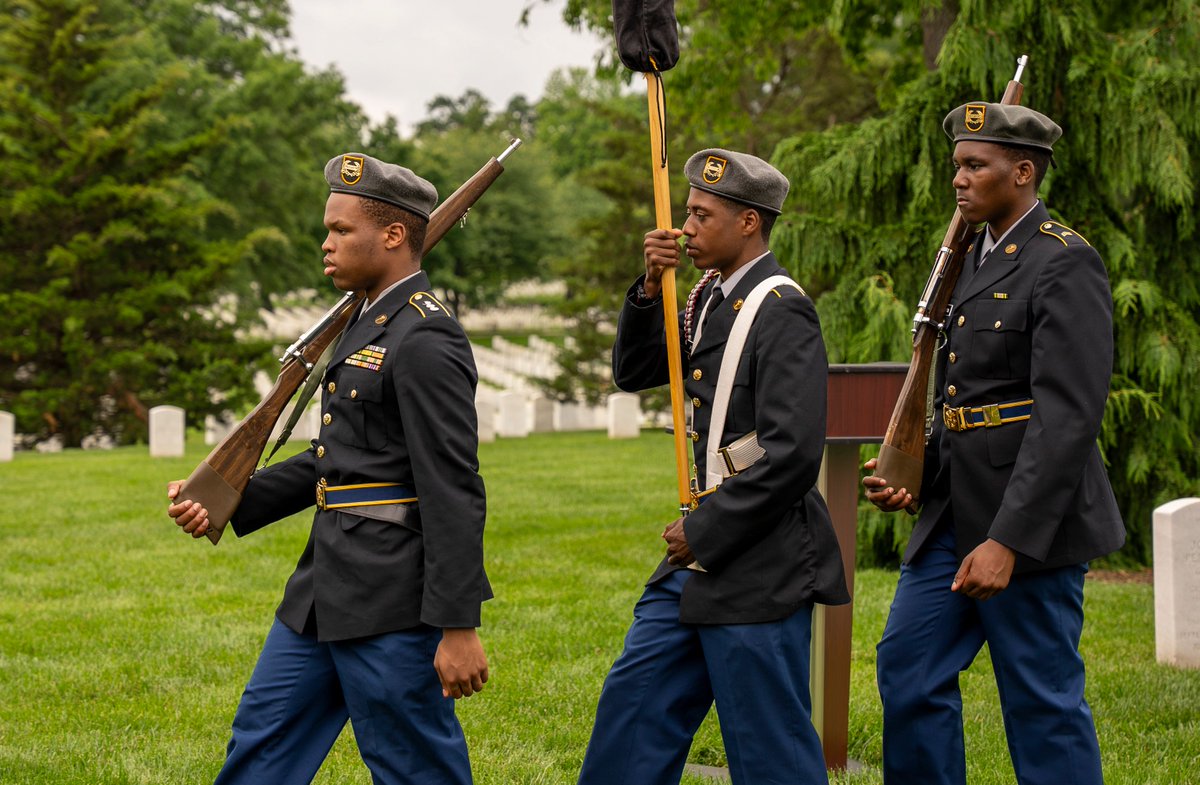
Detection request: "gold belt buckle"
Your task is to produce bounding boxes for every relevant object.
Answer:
[316,478,328,510]
[981,403,1003,427]
[943,404,966,432]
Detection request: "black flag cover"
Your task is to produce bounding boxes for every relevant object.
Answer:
[612,0,679,72]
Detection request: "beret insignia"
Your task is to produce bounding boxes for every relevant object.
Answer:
[702,155,727,184]
[340,155,364,186]
[965,104,986,133]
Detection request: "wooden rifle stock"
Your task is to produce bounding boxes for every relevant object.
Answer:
[873,59,1028,505]
[179,139,523,544]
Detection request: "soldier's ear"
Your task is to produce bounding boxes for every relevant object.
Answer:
[741,208,761,238]
[1014,158,1036,188]
[383,221,407,250]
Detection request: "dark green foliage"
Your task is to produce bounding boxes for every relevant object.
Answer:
[0,0,375,445]
[0,0,270,445]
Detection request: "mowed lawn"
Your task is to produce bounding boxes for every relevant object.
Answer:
[0,431,1196,784]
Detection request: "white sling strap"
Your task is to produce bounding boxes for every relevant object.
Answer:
[702,275,804,491]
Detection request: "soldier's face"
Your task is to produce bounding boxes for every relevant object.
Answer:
[682,188,748,272]
[951,141,1021,226]
[321,193,390,296]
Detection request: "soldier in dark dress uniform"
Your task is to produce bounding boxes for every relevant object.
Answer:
[577,148,849,785]
[864,104,1125,785]
[168,153,490,785]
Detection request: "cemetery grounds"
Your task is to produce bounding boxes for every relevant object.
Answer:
[0,432,1197,784]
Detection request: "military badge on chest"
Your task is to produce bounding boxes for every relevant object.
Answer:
[346,344,387,372]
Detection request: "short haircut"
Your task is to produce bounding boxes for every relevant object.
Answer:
[358,196,428,257]
[711,193,777,241]
[999,144,1052,189]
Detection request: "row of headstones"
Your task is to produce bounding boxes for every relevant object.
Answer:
[5,407,1197,668]
[476,391,640,442]
[471,337,564,391]
[198,390,643,448]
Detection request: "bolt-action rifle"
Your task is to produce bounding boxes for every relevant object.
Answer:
[871,59,1030,506]
[179,139,522,544]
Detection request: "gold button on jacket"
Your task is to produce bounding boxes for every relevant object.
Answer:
[323,413,332,426]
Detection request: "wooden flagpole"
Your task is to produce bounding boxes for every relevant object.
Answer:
[644,70,692,514]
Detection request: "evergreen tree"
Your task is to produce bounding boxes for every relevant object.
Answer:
[0,0,267,444]
[773,0,1200,564]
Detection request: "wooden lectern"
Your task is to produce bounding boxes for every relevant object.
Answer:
[810,362,908,769]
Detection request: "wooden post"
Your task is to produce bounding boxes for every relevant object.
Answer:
[811,362,909,769]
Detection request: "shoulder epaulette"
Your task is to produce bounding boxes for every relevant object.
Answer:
[408,291,451,318]
[1039,220,1091,247]
[768,282,807,299]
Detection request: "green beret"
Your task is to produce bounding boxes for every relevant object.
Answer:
[684,148,789,215]
[943,103,1062,152]
[324,152,438,220]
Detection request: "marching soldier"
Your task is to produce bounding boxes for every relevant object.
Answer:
[864,104,1125,785]
[168,153,490,784]
[578,149,849,785]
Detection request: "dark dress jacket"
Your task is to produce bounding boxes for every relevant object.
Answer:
[909,202,1126,572]
[231,271,491,641]
[613,253,849,625]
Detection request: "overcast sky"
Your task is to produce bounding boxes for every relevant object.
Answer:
[287,0,607,132]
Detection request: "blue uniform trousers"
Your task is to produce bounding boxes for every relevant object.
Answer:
[214,618,472,785]
[578,570,828,785]
[876,522,1102,785]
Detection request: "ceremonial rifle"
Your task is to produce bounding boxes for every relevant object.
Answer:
[872,57,1029,505]
[179,139,523,544]
[612,0,692,515]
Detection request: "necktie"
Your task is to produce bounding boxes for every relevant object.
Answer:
[703,287,725,327]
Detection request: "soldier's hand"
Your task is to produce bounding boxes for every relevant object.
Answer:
[951,539,1016,600]
[663,517,695,566]
[643,228,683,299]
[167,480,210,539]
[862,458,913,513]
[434,628,489,700]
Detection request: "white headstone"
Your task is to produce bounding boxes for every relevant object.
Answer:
[553,402,580,432]
[476,399,497,443]
[81,431,115,450]
[530,396,555,433]
[0,411,13,461]
[497,391,530,438]
[1154,498,1200,669]
[35,436,63,453]
[149,405,186,457]
[607,393,641,439]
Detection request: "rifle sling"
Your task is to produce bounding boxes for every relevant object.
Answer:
[263,336,341,467]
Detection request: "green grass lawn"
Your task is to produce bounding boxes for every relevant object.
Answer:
[0,431,1197,784]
